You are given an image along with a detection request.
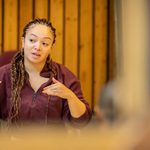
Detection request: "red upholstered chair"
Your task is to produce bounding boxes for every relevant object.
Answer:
[0,51,17,67]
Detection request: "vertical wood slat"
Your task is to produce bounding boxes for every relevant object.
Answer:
[64,0,78,76]
[94,0,107,104]
[50,0,63,64]
[0,0,2,53]
[34,0,48,19]
[108,0,115,79]
[4,0,18,51]
[19,0,33,49]
[79,0,93,106]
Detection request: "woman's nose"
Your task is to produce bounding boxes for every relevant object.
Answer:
[34,41,41,50]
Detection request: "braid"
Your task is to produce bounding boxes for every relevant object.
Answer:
[9,50,26,123]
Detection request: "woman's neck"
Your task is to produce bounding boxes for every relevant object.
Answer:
[24,60,45,74]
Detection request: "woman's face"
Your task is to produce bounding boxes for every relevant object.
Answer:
[22,24,54,65]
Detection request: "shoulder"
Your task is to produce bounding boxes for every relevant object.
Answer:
[0,63,11,73]
[51,61,80,87]
[0,64,11,78]
[52,61,78,79]
[0,51,16,67]
[0,64,11,88]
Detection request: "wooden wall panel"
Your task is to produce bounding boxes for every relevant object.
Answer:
[0,0,2,53]
[35,0,48,19]
[94,0,107,104]
[64,0,78,75]
[19,0,33,49]
[79,0,93,106]
[0,0,113,110]
[50,0,63,64]
[4,0,18,51]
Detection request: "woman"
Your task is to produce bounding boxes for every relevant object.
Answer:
[0,18,91,127]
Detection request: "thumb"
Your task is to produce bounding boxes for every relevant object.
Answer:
[52,77,59,83]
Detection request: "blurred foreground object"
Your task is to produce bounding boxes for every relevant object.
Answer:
[94,0,150,149]
[94,79,122,123]
[95,0,149,123]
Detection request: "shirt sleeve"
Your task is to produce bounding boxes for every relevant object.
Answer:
[0,65,9,119]
[60,66,92,128]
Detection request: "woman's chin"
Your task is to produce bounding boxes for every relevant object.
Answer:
[28,57,44,64]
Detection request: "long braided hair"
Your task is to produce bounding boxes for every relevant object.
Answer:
[9,18,56,123]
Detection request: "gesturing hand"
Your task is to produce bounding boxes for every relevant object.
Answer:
[43,77,86,118]
[42,77,74,99]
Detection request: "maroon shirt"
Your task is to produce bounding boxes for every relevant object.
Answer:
[0,61,91,127]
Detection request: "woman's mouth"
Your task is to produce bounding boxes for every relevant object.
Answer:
[32,52,41,58]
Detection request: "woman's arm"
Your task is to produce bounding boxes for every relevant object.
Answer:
[42,77,86,118]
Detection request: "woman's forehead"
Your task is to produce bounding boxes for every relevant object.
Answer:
[26,24,53,38]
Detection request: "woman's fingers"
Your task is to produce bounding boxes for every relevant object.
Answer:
[42,82,70,99]
[42,78,72,99]
[42,84,61,95]
[43,83,60,90]
[52,77,59,83]
[43,78,60,90]
[42,88,57,94]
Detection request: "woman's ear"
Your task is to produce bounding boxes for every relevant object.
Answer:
[22,37,25,48]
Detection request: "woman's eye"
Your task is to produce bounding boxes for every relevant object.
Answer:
[42,42,49,46]
[29,39,35,43]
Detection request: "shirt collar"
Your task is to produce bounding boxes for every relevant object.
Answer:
[40,59,56,78]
